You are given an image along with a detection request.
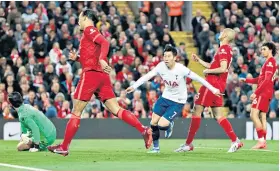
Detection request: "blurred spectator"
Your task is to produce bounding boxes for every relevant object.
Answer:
[33,36,47,60]
[132,90,146,118]
[230,86,243,114]
[44,98,57,118]
[166,1,184,31]
[21,6,37,28]
[150,8,162,25]
[269,90,279,118]
[236,94,250,118]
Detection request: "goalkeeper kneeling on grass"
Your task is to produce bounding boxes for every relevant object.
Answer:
[8,92,56,152]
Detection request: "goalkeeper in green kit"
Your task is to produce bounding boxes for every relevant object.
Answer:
[8,92,56,152]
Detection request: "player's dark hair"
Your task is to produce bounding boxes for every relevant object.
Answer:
[164,44,177,57]
[262,42,277,56]
[8,92,23,108]
[82,9,98,24]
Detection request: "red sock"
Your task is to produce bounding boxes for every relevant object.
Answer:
[61,114,81,150]
[218,117,237,142]
[186,116,201,145]
[256,128,264,139]
[117,109,145,133]
[263,130,267,140]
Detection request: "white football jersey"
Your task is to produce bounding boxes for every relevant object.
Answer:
[152,62,189,103]
[132,62,218,104]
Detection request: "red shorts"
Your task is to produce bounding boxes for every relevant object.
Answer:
[195,86,223,107]
[74,71,115,102]
[251,95,271,113]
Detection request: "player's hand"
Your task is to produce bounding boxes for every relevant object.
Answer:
[203,69,209,75]
[100,60,112,74]
[69,50,78,61]
[250,93,256,101]
[21,134,31,145]
[125,86,135,94]
[213,89,224,97]
[192,54,200,62]
[239,78,246,82]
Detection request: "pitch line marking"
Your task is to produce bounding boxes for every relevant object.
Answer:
[196,146,278,153]
[0,163,51,171]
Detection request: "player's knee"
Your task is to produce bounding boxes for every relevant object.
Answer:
[72,110,82,117]
[158,121,170,130]
[194,105,203,116]
[150,120,158,126]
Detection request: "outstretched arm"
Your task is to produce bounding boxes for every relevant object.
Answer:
[132,70,158,90]
[245,77,259,84]
[187,70,219,94]
[192,54,211,68]
[182,66,219,94]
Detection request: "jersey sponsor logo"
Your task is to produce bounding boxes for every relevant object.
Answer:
[219,49,227,54]
[267,62,273,67]
[89,29,96,34]
[163,80,179,87]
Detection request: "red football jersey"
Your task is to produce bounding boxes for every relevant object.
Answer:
[79,26,109,72]
[247,57,277,99]
[206,44,232,92]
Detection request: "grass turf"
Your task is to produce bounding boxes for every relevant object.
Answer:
[0,139,278,171]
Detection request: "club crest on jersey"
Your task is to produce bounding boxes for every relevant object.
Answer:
[163,80,179,87]
[267,62,273,67]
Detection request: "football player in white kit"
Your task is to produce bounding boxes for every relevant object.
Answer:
[126,45,221,153]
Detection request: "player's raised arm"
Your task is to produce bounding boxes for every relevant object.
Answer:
[192,53,211,68]
[240,77,259,84]
[126,65,159,93]
[183,66,221,96]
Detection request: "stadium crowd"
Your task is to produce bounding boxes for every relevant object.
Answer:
[192,1,279,119]
[0,1,278,120]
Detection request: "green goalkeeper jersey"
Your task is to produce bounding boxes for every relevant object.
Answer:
[18,104,56,144]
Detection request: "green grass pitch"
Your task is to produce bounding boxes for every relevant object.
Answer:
[0,139,278,171]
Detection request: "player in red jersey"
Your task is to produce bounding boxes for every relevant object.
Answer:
[175,28,243,153]
[48,10,152,156]
[240,42,277,149]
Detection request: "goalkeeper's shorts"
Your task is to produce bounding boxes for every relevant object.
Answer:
[39,129,56,151]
